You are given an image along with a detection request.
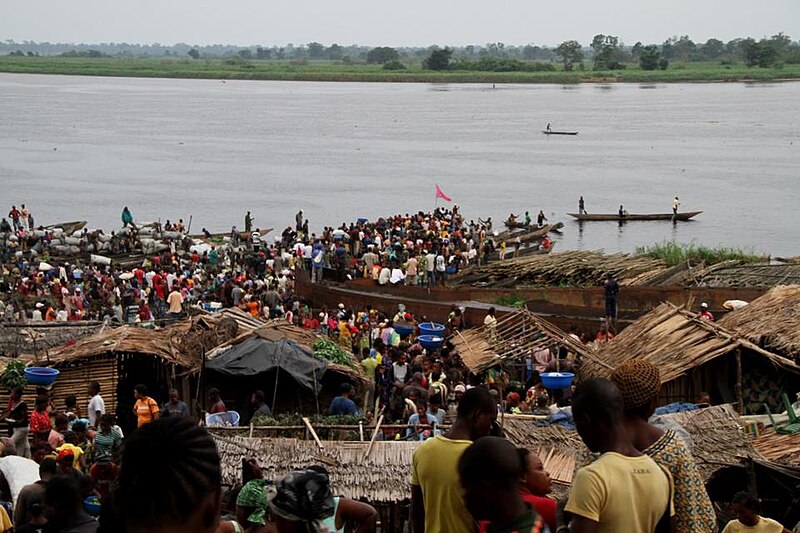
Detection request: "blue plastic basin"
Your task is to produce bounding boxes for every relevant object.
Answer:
[417,334,445,351]
[393,321,415,336]
[418,322,446,337]
[24,367,60,386]
[540,372,575,390]
[84,496,101,516]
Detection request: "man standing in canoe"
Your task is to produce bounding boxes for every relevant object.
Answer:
[536,210,547,226]
[673,196,681,216]
[579,196,586,214]
[546,123,551,132]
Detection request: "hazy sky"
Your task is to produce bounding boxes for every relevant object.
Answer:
[3,0,798,47]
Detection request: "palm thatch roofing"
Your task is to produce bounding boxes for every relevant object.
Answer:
[690,263,800,288]
[47,325,193,368]
[719,285,800,360]
[583,303,800,383]
[662,403,755,481]
[752,428,800,467]
[213,435,419,502]
[449,250,669,288]
[452,308,603,374]
[44,312,250,373]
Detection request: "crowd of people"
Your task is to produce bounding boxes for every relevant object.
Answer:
[0,377,787,532]
[0,205,792,532]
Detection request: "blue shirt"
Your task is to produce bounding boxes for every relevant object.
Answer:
[329,396,357,416]
[406,412,438,440]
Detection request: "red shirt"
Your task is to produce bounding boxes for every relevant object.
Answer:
[29,409,51,433]
[479,492,557,533]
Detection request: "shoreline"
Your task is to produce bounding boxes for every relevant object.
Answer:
[2,58,800,84]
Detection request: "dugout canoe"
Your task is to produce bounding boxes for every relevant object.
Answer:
[496,222,564,243]
[542,131,578,135]
[486,242,555,262]
[567,211,702,222]
[500,223,566,245]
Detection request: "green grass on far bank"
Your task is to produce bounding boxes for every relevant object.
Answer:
[1,56,800,84]
[636,241,766,267]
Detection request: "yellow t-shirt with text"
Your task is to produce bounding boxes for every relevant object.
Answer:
[565,452,673,533]
[411,435,476,533]
[722,517,784,533]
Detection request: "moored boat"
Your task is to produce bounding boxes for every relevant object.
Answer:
[567,211,702,222]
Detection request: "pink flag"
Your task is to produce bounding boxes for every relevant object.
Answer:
[435,184,452,202]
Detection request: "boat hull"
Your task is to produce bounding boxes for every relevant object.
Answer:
[542,131,578,135]
[567,211,702,222]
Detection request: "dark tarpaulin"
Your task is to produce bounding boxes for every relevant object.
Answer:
[205,337,328,393]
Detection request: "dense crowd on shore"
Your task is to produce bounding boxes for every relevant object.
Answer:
[0,204,792,533]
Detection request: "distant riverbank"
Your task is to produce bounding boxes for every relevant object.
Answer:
[2,56,800,83]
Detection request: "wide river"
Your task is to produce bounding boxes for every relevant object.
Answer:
[1,73,798,256]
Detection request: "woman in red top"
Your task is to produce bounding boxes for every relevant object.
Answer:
[29,394,53,444]
[478,448,557,533]
[517,448,557,531]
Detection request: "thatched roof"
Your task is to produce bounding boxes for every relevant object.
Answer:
[720,285,800,359]
[661,404,754,481]
[583,303,800,383]
[752,428,800,467]
[213,435,419,502]
[198,307,267,334]
[449,250,668,288]
[691,263,800,288]
[452,309,602,374]
[47,326,192,367]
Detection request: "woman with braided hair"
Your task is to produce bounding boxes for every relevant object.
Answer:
[99,417,222,533]
[270,469,335,533]
[610,360,716,533]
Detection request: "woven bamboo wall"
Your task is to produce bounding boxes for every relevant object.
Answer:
[51,357,119,417]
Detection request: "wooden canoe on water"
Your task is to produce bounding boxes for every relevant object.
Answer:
[485,242,555,262]
[500,223,564,245]
[542,131,578,135]
[567,211,702,222]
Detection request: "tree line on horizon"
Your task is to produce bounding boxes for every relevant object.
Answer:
[3,33,799,72]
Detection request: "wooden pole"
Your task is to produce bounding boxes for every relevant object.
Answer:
[735,348,744,414]
[363,414,385,461]
[302,417,324,449]
[271,368,280,413]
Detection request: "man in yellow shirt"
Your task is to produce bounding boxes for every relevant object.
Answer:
[722,492,790,533]
[411,387,497,533]
[565,378,673,533]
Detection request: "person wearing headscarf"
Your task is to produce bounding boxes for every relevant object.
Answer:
[235,479,275,532]
[610,360,715,533]
[270,469,335,533]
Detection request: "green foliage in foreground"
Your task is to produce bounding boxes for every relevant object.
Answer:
[496,294,527,308]
[636,241,766,267]
[1,56,800,83]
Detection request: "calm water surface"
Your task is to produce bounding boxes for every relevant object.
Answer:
[1,74,798,256]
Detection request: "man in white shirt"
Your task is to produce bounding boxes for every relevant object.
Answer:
[425,251,436,288]
[87,382,106,428]
[378,266,391,285]
[31,303,44,321]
